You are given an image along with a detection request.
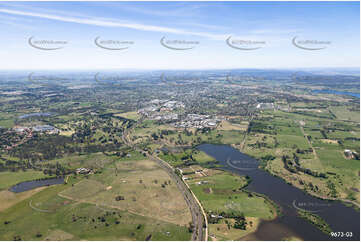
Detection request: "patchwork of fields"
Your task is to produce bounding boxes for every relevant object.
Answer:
[0,153,192,241]
[243,108,360,203]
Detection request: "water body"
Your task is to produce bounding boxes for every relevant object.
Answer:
[198,144,360,241]
[312,90,360,98]
[19,112,52,119]
[9,177,64,193]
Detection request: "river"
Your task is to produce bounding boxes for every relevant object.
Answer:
[197,144,360,241]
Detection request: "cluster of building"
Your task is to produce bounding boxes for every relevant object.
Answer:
[138,99,219,129]
[256,102,275,110]
[14,125,59,134]
[32,125,59,134]
[75,167,93,174]
[138,99,184,114]
[172,114,219,129]
[138,99,184,121]
[152,113,178,121]
[4,125,59,151]
[344,149,359,159]
[196,180,209,185]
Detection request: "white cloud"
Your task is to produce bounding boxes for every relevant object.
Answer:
[0,8,229,40]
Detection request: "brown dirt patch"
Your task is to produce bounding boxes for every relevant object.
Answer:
[321,139,338,144]
[44,229,74,241]
[203,187,213,194]
[0,187,46,212]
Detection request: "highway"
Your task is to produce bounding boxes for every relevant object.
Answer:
[121,122,207,241]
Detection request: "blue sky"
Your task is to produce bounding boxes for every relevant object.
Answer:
[0,1,359,70]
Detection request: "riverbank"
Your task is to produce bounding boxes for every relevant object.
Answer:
[185,166,278,241]
[198,143,360,241]
[230,143,360,210]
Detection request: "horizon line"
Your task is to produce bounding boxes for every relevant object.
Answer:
[0,67,359,72]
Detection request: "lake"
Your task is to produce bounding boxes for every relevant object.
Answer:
[198,144,360,241]
[18,112,53,119]
[9,177,64,193]
[312,90,360,98]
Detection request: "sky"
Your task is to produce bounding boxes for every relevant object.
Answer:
[0,1,359,70]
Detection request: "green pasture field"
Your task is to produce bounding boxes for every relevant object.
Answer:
[240,108,360,203]
[59,158,192,226]
[44,152,119,169]
[0,119,14,128]
[159,152,187,167]
[216,130,244,144]
[0,182,190,241]
[188,172,275,220]
[276,134,310,150]
[329,105,360,122]
[159,149,217,168]
[191,150,217,164]
[0,152,192,241]
[114,111,140,121]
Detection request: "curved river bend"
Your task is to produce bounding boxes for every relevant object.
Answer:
[198,144,360,241]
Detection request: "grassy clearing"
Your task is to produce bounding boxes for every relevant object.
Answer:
[114,111,140,121]
[60,179,106,199]
[45,152,119,169]
[218,120,247,131]
[192,150,217,164]
[59,159,192,226]
[187,170,276,240]
[329,106,360,122]
[159,148,219,168]
[0,150,192,240]
[276,134,310,150]
[0,183,190,241]
[0,118,14,128]
[188,172,275,219]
